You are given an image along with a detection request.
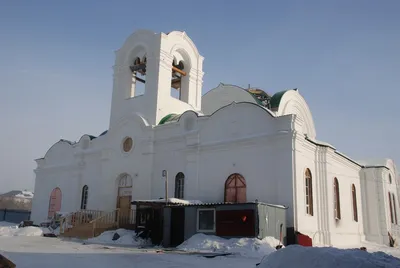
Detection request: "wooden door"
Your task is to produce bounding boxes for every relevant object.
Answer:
[118,196,132,228]
[225,174,247,203]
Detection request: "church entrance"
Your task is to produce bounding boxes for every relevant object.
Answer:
[117,174,135,229]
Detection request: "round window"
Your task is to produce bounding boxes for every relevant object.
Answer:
[122,137,133,152]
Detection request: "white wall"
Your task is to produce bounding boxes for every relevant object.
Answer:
[30,165,80,224]
[325,152,363,247]
[294,135,365,247]
[360,168,389,245]
[151,102,296,225]
[293,136,319,241]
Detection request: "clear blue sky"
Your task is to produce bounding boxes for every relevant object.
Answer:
[0,1,399,192]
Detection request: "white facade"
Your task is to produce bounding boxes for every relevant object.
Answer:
[31,30,400,247]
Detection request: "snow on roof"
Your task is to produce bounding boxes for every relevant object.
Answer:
[357,159,390,167]
[15,190,34,199]
[133,198,203,205]
[0,190,34,199]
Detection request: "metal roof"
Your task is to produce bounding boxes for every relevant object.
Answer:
[132,200,287,209]
[167,201,288,209]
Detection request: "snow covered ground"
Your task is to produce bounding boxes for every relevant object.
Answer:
[1,221,400,268]
[0,236,256,268]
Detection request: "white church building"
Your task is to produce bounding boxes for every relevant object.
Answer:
[31,29,400,247]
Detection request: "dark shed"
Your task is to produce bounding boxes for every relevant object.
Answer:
[163,202,287,248]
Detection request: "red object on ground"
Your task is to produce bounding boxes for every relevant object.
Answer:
[297,232,313,247]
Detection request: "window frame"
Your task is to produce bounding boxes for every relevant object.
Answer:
[196,208,216,233]
[174,172,185,199]
[80,185,89,210]
[351,184,358,222]
[224,173,247,203]
[392,193,398,225]
[305,169,314,216]
[389,192,394,224]
[333,178,341,220]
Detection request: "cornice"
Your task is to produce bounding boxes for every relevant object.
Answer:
[327,150,362,171]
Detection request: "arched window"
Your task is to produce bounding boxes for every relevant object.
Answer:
[305,169,314,216]
[48,187,62,219]
[352,184,358,222]
[174,172,185,199]
[389,174,392,184]
[80,185,89,210]
[388,192,394,224]
[392,193,398,224]
[171,58,187,100]
[333,178,341,220]
[129,56,146,97]
[225,173,246,203]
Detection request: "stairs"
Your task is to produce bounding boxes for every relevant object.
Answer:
[59,209,120,239]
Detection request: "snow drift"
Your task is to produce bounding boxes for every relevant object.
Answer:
[0,222,44,237]
[86,228,150,246]
[259,245,400,268]
[177,233,281,258]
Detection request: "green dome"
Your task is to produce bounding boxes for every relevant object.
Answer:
[270,89,297,110]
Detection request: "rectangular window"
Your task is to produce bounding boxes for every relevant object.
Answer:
[392,193,398,225]
[389,192,394,224]
[197,208,216,232]
[305,177,313,216]
[305,179,310,214]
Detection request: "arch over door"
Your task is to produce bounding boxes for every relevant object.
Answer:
[224,173,247,203]
[48,187,62,218]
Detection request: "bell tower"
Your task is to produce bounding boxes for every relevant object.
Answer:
[109,30,204,127]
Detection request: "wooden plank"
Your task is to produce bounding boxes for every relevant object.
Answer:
[134,76,146,83]
[172,66,186,76]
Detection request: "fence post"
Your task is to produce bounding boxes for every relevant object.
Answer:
[3,208,6,222]
[116,209,120,228]
[92,220,96,238]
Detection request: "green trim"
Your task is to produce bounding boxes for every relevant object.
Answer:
[270,90,288,109]
[158,113,181,125]
[270,89,297,109]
